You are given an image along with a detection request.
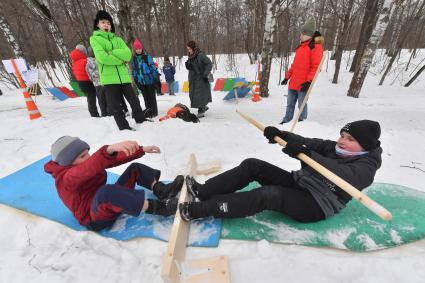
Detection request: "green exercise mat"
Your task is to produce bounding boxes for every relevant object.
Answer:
[69,81,86,97]
[221,182,425,251]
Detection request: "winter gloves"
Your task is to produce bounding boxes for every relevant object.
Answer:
[264,126,310,160]
[282,141,310,159]
[300,81,311,92]
[280,79,288,85]
[264,126,290,144]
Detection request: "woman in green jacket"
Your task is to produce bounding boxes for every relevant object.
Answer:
[90,10,149,130]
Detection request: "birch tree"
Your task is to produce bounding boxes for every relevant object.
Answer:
[259,0,280,97]
[347,0,401,98]
[0,13,24,58]
[22,0,71,79]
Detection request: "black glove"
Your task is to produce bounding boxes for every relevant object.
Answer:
[300,81,311,92]
[264,126,289,144]
[282,141,310,159]
[280,79,288,85]
[202,77,209,83]
[185,61,190,69]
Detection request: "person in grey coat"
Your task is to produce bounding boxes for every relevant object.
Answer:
[185,40,212,117]
[178,120,382,223]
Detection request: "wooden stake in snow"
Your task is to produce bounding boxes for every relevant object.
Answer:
[236,110,392,221]
[289,54,325,133]
[161,154,229,283]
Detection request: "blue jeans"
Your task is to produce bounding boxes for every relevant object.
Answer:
[167,81,175,95]
[281,89,308,122]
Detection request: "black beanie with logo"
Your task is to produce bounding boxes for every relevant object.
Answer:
[340,120,381,151]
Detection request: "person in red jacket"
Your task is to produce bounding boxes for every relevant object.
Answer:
[280,19,324,124]
[70,44,101,117]
[44,136,184,231]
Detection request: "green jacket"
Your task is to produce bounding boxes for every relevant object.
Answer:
[89,30,132,85]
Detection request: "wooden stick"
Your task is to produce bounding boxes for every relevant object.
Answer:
[289,54,325,133]
[161,154,197,283]
[161,155,224,283]
[236,110,392,221]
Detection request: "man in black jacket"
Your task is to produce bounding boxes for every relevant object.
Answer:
[179,120,382,223]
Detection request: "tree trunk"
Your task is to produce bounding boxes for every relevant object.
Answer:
[22,0,71,79]
[117,0,135,44]
[347,0,400,98]
[349,0,379,72]
[405,64,425,87]
[0,14,24,58]
[259,0,280,97]
[379,0,425,85]
[332,0,355,84]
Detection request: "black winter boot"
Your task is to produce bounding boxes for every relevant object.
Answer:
[179,202,193,222]
[153,175,184,200]
[145,198,178,216]
[185,175,205,201]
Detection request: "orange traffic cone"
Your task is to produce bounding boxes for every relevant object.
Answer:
[23,90,42,120]
[11,59,42,120]
[252,60,261,102]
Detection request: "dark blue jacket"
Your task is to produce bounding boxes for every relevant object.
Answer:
[163,62,175,82]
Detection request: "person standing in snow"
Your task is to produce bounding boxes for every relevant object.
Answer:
[70,44,101,117]
[85,47,108,117]
[162,57,176,96]
[86,47,130,117]
[280,18,324,124]
[130,39,159,118]
[185,40,212,118]
[89,10,150,131]
[178,120,382,223]
[154,62,163,96]
[44,136,184,231]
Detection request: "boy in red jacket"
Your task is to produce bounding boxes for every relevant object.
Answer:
[44,137,183,231]
[280,19,324,124]
[70,44,101,117]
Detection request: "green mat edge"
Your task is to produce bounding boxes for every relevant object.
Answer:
[219,182,425,252]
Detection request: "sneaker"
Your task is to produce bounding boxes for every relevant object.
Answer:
[196,112,205,118]
[185,175,202,201]
[279,119,290,125]
[179,202,193,222]
[146,198,178,216]
[153,175,184,200]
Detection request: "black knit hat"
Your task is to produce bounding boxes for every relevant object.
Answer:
[340,120,381,151]
[93,10,115,33]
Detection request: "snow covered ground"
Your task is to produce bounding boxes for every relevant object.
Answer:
[1,51,425,282]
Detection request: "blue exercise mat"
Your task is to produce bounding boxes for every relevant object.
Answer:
[46,87,69,101]
[223,87,251,100]
[0,156,221,247]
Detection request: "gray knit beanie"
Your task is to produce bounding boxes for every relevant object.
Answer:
[51,136,90,166]
[76,44,87,55]
[301,18,316,37]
